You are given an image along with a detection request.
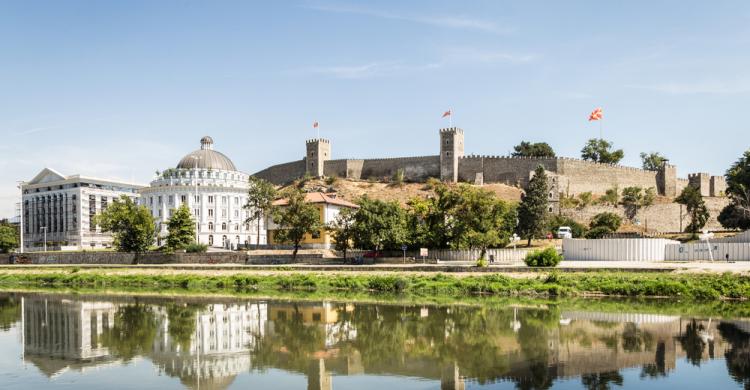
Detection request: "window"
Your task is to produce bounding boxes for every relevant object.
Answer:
[221,209,227,218]
[234,197,239,205]
[158,196,163,205]
[149,197,153,205]
[221,222,227,231]
[181,195,187,203]
[158,210,162,217]
[222,196,227,204]
[195,195,200,203]
[168,195,174,204]
[208,209,214,217]
[209,235,213,245]
[169,209,174,217]
[234,210,239,218]
[208,196,214,204]
[194,209,200,216]
[208,222,214,231]
[312,230,321,239]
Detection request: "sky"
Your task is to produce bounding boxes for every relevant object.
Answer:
[1,0,750,217]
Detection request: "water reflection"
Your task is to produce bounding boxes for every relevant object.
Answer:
[0,292,749,389]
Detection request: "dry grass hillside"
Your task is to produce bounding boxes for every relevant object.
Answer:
[279,178,523,206]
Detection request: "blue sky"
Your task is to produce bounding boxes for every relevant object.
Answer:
[2,1,750,217]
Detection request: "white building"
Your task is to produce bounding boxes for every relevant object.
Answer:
[19,168,143,252]
[140,136,265,249]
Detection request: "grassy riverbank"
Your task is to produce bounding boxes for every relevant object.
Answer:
[0,268,749,300]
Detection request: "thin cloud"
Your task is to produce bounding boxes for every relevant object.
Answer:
[627,80,750,95]
[304,3,513,34]
[439,47,537,64]
[302,61,442,79]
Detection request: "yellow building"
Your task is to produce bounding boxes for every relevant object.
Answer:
[267,192,358,249]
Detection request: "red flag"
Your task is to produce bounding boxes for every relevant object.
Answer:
[588,108,603,121]
[442,110,452,118]
[313,121,319,128]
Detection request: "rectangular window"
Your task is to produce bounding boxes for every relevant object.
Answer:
[234,210,239,218]
[221,209,227,218]
[168,195,174,204]
[195,195,200,203]
[149,197,153,205]
[222,196,227,204]
[208,196,214,204]
[158,210,162,217]
[194,209,200,216]
[158,196,163,205]
[208,209,214,217]
[234,197,239,205]
[181,195,187,203]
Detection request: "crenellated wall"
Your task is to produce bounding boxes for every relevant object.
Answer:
[556,158,660,194]
[253,159,306,185]
[458,155,559,187]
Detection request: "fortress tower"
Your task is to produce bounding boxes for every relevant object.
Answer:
[440,128,464,182]
[306,139,331,178]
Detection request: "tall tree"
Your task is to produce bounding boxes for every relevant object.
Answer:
[272,188,322,261]
[245,176,277,249]
[719,150,750,230]
[351,196,408,251]
[581,138,624,164]
[0,224,18,253]
[640,152,668,171]
[327,208,356,260]
[676,186,710,237]
[95,196,155,261]
[517,165,550,246]
[449,184,516,259]
[512,141,556,158]
[165,204,195,251]
[621,186,656,221]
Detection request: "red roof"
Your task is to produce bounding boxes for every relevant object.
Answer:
[272,192,359,208]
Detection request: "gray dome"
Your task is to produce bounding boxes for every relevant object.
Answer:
[176,137,237,171]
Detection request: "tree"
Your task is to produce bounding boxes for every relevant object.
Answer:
[272,188,322,261]
[676,186,710,237]
[0,224,18,253]
[165,204,195,251]
[327,208,356,260]
[512,141,556,158]
[449,184,516,259]
[719,150,750,230]
[581,139,624,164]
[621,186,655,220]
[589,212,622,232]
[517,165,550,246]
[640,152,667,171]
[351,196,408,251]
[245,176,277,249]
[406,182,461,249]
[95,196,155,260]
[548,215,586,238]
[599,186,619,206]
[100,302,158,361]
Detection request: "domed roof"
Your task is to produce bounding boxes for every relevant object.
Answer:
[176,136,237,171]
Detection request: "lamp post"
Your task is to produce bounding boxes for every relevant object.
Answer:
[700,229,715,262]
[16,181,24,253]
[190,155,203,243]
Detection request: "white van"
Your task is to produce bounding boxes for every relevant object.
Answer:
[556,226,573,239]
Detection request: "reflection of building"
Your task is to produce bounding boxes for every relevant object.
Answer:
[139,136,266,249]
[267,192,359,249]
[151,302,267,390]
[268,302,357,348]
[22,297,118,376]
[19,169,143,251]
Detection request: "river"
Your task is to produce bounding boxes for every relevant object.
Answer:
[0,291,748,389]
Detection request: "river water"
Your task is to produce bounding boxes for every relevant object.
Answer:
[0,291,748,389]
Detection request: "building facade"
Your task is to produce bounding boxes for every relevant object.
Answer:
[139,136,266,249]
[20,168,142,252]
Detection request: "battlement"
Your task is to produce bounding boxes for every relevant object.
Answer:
[687,172,710,179]
[306,138,330,144]
[439,127,463,134]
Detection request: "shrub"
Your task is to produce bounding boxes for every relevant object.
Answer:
[577,192,593,208]
[185,242,208,253]
[390,169,405,187]
[476,257,488,267]
[548,215,586,238]
[585,226,613,239]
[599,186,619,206]
[325,176,338,185]
[590,212,622,231]
[524,247,562,267]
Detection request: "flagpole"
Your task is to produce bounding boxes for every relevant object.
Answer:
[449,108,453,128]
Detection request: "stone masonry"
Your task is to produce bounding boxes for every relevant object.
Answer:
[253,128,725,201]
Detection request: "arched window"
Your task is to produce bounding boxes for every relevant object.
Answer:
[208,235,214,245]
[208,222,214,231]
[235,235,240,244]
[222,235,227,247]
[221,222,227,231]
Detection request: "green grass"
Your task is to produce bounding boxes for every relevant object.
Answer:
[0,270,748,301]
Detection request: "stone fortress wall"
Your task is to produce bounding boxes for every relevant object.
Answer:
[253,127,725,200]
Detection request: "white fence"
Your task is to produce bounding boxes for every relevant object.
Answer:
[562,239,680,262]
[665,242,750,261]
[712,230,750,243]
[427,248,533,262]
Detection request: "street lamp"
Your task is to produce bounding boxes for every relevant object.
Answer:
[699,229,715,262]
[16,181,24,253]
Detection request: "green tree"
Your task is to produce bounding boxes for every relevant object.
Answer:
[245,176,277,248]
[351,196,408,251]
[327,207,356,260]
[165,204,195,251]
[272,188,322,261]
[0,224,18,253]
[599,186,619,206]
[676,186,710,237]
[95,196,155,260]
[581,138,624,164]
[548,215,586,238]
[406,182,462,248]
[449,184,516,259]
[589,212,622,232]
[621,186,655,220]
[512,141,556,158]
[719,150,750,230]
[517,165,550,246]
[640,151,668,171]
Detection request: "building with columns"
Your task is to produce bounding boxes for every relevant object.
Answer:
[139,136,265,249]
[19,168,143,252]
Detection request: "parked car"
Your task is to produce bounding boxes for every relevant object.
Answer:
[556,226,573,239]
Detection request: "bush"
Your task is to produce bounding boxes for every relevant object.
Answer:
[325,176,338,185]
[585,226,613,239]
[548,215,586,238]
[389,169,405,187]
[476,257,489,267]
[590,212,622,231]
[524,247,562,267]
[185,242,208,253]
